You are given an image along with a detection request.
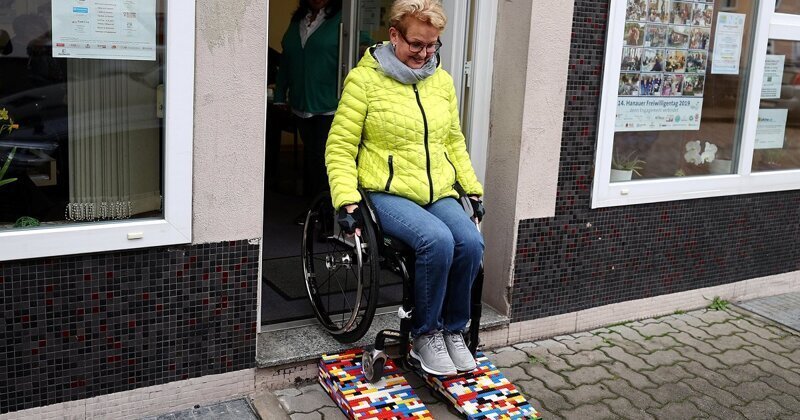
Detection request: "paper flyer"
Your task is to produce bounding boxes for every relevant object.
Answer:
[711,12,746,75]
[760,55,786,99]
[51,0,157,61]
[615,0,713,132]
[754,109,788,149]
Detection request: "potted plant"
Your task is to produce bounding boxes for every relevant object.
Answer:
[611,151,645,182]
[0,107,19,188]
[682,140,717,175]
[760,149,786,171]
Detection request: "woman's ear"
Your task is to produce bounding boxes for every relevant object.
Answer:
[388,27,399,46]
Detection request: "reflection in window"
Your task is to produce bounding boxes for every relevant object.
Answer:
[611,0,755,182]
[776,0,800,14]
[753,38,800,172]
[0,0,165,229]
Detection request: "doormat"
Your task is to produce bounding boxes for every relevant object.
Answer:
[737,292,800,333]
[265,256,404,301]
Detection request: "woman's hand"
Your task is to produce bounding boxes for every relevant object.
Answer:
[339,204,362,237]
[468,195,485,223]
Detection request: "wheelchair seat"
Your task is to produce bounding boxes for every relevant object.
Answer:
[382,234,413,256]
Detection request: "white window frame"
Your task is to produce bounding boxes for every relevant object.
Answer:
[0,1,195,261]
[593,0,800,208]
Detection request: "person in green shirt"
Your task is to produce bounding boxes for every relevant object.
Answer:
[274,0,342,223]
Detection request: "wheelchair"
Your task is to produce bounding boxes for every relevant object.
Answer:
[301,188,484,383]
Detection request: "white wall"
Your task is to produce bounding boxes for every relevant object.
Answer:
[192,0,268,244]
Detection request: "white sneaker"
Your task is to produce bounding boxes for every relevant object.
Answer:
[444,332,477,372]
[409,331,457,376]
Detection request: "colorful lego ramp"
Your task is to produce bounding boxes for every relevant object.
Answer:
[319,349,540,419]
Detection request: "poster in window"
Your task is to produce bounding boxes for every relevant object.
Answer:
[615,0,713,132]
[760,55,786,99]
[51,0,156,61]
[710,12,746,75]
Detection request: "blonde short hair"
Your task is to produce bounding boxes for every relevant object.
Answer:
[389,0,447,33]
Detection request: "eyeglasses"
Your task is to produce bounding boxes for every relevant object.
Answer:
[398,31,442,54]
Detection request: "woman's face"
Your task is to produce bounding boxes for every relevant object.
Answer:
[308,0,330,12]
[389,18,441,69]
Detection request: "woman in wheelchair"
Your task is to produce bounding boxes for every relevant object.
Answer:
[324,0,485,377]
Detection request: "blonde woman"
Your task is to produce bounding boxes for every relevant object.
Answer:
[325,0,484,376]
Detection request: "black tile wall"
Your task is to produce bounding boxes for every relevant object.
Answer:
[511,1,800,322]
[0,240,259,414]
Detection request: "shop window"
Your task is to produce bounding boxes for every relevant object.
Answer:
[0,1,194,260]
[593,0,800,207]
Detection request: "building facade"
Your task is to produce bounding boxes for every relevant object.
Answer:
[1,0,799,417]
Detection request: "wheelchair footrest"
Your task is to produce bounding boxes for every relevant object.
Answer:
[415,352,541,419]
[318,349,432,419]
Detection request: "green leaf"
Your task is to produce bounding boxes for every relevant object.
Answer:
[0,177,17,187]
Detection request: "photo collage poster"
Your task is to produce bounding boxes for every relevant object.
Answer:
[615,0,714,132]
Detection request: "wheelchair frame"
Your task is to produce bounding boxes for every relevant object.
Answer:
[302,188,484,383]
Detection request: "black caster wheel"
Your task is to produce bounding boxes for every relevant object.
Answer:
[362,346,387,383]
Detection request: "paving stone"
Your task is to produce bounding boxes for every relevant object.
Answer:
[560,334,612,353]
[735,331,791,354]
[639,349,688,367]
[672,344,726,371]
[760,375,800,398]
[679,361,736,389]
[532,406,562,420]
[732,317,785,340]
[559,403,616,420]
[694,309,738,325]
[602,379,659,411]
[670,331,721,355]
[785,348,800,365]
[630,322,679,338]
[770,394,800,413]
[536,339,578,356]
[672,312,710,327]
[707,334,751,352]
[645,399,700,419]
[278,387,335,414]
[571,331,595,338]
[561,350,613,368]
[318,407,346,420]
[520,346,573,371]
[560,383,616,406]
[775,333,800,347]
[745,345,799,370]
[599,345,653,370]
[412,382,441,405]
[640,364,693,386]
[608,325,646,344]
[642,382,695,405]
[688,395,747,420]
[603,397,655,420]
[718,363,769,385]
[701,321,746,338]
[563,365,614,387]
[275,388,303,398]
[289,413,322,420]
[489,347,530,367]
[517,379,571,413]
[501,365,532,383]
[596,331,648,355]
[425,402,462,419]
[726,381,781,403]
[711,349,760,367]
[683,377,741,408]
[737,398,790,420]
[513,341,537,350]
[605,362,656,390]
[636,335,681,353]
[522,363,571,391]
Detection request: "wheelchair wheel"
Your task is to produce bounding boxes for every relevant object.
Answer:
[302,192,380,343]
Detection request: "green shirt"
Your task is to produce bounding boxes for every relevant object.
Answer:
[274,11,341,114]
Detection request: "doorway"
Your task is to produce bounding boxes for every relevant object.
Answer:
[261,0,478,326]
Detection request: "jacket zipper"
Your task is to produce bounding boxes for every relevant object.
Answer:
[444,152,457,186]
[413,84,434,204]
[384,155,394,191]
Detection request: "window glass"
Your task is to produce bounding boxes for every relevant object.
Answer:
[753,38,800,172]
[611,0,756,182]
[0,0,164,230]
[776,0,800,14]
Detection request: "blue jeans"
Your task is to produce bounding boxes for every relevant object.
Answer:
[368,193,484,337]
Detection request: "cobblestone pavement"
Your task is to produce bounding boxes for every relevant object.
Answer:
[272,305,800,419]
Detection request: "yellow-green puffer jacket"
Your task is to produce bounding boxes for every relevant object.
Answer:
[325,47,483,210]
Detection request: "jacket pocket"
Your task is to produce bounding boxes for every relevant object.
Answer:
[384,155,394,192]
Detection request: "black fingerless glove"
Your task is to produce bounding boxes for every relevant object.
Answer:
[337,206,364,234]
[470,197,485,222]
